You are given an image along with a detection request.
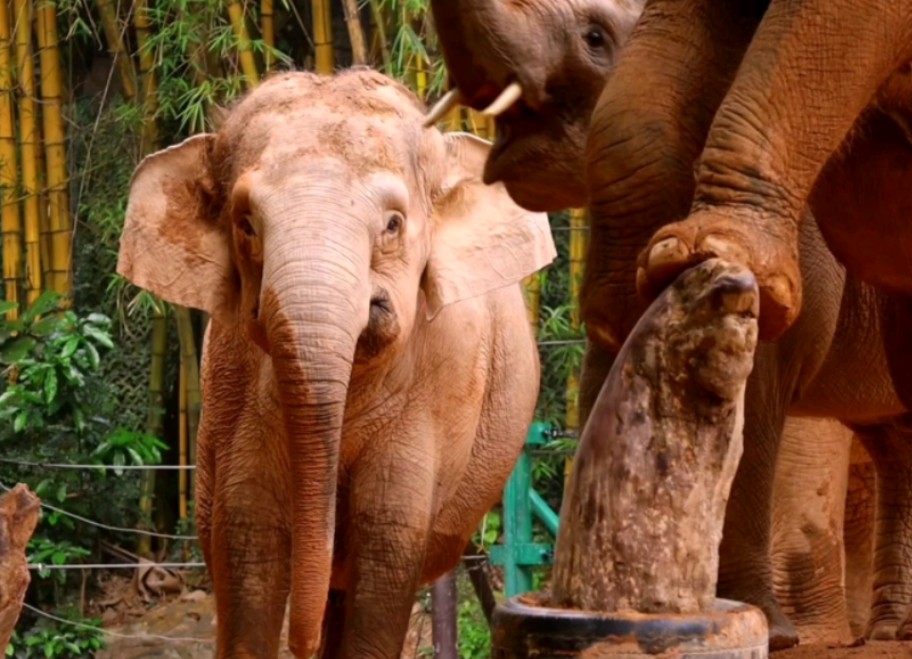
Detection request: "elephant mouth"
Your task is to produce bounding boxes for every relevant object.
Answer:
[356,289,399,361]
[484,112,586,212]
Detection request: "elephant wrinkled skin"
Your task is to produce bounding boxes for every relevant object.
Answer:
[428,0,912,650]
[116,70,556,658]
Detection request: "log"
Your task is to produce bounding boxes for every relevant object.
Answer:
[0,484,40,647]
[551,258,759,614]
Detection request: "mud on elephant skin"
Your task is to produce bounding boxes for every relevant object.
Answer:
[116,69,556,658]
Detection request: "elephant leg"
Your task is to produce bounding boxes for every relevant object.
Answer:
[194,425,215,572]
[209,448,291,658]
[639,0,912,340]
[583,0,766,348]
[717,344,798,650]
[843,438,875,639]
[858,422,912,641]
[338,444,435,659]
[578,340,616,430]
[770,417,854,646]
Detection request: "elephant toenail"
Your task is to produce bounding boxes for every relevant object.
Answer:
[647,237,683,270]
[765,273,794,305]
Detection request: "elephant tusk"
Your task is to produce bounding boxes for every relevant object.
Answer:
[480,81,523,117]
[423,88,463,127]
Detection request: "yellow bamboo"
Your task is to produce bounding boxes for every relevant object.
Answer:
[133,0,158,152]
[312,0,333,75]
[340,0,366,66]
[13,0,41,303]
[0,0,20,317]
[175,306,201,499]
[261,0,274,70]
[96,0,136,102]
[226,0,260,89]
[415,57,427,101]
[137,306,169,557]
[36,0,71,297]
[564,208,588,487]
[178,355,188,521]
[35,113,49,286]
[367,0,390,72]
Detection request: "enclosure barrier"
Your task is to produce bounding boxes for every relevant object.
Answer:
[488,421,564,597]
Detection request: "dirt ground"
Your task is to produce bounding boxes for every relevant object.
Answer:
[778,643,912,659]
[93,588,434,658]
[87,573,912,658]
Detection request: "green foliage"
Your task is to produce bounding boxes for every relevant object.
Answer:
[0,292,164,640]
[6,615,106,658]
[456,597,490,659]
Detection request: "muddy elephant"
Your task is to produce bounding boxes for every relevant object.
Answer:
[116,70,556,658]
[426,0,912,649]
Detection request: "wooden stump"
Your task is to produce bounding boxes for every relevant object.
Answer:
[0,484,40,648]
[551,259,760,614]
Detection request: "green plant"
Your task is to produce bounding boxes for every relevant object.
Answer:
[5,614,106,658]
[456,597,490,659]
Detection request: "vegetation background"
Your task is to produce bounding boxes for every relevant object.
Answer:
[0,0,587,655]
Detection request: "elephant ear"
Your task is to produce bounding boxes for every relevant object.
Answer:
[424,132,556,319]
[117,134,234,321]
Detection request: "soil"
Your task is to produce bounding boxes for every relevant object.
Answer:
[93,588,434,658]
[779,643,912,659]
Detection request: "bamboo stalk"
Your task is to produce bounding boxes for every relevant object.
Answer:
[178,354,188,521]
[415,56,427,101]
[312,0,333,75]
[261,0,274,71]
[340,0,367,66]
[133,0,158,152]
[367,0,390,71]
[137,306,169,557]
[36,0,71,298]
[13,0,40,303]
[96,0,136,102]
[226,0,260,88]
[0,0,20,316]
[33,106,48,285]
[564,208,588,486]
[174,306,201,498]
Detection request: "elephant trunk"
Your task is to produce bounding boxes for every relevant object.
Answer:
[260,218,370,657]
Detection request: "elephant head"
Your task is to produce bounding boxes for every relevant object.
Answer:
[427,0,644,211]
[116,70,555,656]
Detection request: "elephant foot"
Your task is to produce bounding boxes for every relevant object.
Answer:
[634,208,801,341]
[766,603,800,652]
[867,622,899,641]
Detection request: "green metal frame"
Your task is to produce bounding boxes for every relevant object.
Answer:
[488,421,562,597]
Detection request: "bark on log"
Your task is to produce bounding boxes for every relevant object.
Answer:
[551,259,759,614]
[0,484,40,647]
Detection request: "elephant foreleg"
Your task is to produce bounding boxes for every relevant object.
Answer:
[857,421,912,641]
[843,438,875,639]
[770,417,854,646]
[210,459,291,658]
[716,345,798,650]
[339,443,436,659]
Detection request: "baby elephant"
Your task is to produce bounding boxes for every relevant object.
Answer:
[117,69,555,658]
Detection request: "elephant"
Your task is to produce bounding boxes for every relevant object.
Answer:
[426,0,912,649]
[115,69,557,658]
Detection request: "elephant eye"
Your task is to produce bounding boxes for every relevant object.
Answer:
[384,212,404,235]
[239,215,256,237]
[583,25,607,49]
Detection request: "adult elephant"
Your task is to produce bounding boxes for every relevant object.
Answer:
[117,70,556,658]
[427,0,912,649]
